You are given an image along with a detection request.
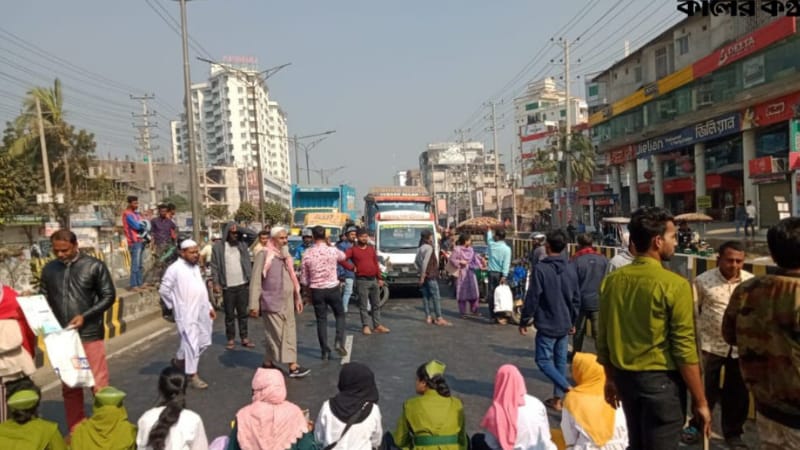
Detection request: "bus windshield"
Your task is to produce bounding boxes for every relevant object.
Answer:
[376,202,429,213]
[378,223,434,253]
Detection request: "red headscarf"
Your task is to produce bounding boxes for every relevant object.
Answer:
[480,364,527,450]
[0,285,36,357]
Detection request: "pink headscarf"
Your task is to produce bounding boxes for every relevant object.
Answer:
[235,368,308,450]
[480,364,527,450]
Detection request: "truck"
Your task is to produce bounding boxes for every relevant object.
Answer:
[363,186,433,236]
[291,184,358,233]
[303,212,351,241]
[374,210,438,287]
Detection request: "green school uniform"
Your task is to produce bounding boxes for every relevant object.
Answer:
[0,417,67,450]
[393,390,468,450]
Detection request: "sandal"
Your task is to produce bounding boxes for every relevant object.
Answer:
[435,318,453,327]
[241,340,255,348]
[680,426,700,445]
[425,316,433,325]
[225,341,235,350]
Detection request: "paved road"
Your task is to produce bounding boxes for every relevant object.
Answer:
[40,284,757,449]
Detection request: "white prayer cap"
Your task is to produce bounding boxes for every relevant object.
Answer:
[270,226,288,238]
[180,239,199,249]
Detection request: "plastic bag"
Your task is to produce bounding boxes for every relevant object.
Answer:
[43,328,95,388]
[493,284,514,313]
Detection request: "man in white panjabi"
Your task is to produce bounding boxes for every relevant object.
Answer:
[159,239,217,389]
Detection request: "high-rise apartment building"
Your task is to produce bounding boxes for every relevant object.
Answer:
[171,58,291,207]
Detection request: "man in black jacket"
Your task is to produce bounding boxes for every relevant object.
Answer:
[211,222,254,349]
[519,229,580,411]
[570,233,609,355]
[40,229,116,432]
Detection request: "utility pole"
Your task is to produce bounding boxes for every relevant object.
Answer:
[511,143,518,233]
[248,74,266,225]
[563,37,573,227]
[293,134,300,185]
[131,94,158,208]
[178,0,202,240]
[455,129,474,219]
[35,97,55,221]
[485,100,503,221]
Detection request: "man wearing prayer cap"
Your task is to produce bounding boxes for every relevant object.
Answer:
[0,389,67,449]
[159,239,217,389]
[70,386,137,450]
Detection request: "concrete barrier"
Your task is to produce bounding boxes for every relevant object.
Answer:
[34,288,163,368]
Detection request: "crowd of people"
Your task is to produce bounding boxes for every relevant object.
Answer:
[2,202,799,449]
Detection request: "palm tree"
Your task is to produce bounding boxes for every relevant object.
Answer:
[9,79,89,227]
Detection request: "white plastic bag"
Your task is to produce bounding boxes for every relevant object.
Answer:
[43,328,95,388]
[493,284,514,313]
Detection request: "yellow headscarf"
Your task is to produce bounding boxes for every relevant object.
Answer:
[562,353,617,447]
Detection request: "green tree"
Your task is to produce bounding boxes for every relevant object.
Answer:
[261,201,291,226]
[162,194,190,212]
[205,205,230,221]
[234,201,257,223]
[6,79,96,227]
[0,147,40,225]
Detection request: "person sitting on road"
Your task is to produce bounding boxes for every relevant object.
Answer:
[227,368,315,450]
[561,353,629,450]
[390,360,468,449]
[315,362,382,450]
[472,364,556,450]
[136,367,208,450]
[0,388,67,450]
[69,386,137,450]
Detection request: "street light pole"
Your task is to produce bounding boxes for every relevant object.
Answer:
[179,0,201,240]
[291,131,336,185]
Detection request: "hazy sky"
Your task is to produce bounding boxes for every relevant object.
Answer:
[2,1,680,199]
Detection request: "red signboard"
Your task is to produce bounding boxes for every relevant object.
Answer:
[750,91,800,128]
[790,152,800,171]
[749,156,774,177]
[637,182,651,194]
[663,178,694,194]
[693,17,796,78]
[608,145,635,165]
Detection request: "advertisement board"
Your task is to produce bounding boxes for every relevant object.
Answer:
[637,113,740,159]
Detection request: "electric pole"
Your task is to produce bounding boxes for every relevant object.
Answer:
[485,100,503,221]
[455,129,474,220]
[293,134,300,185]
[563,37,573,227]
[178,0,202,239]
[511,143,518,233]
[35,97,55,221]
[131,94,158,208]
[248,74,266,225]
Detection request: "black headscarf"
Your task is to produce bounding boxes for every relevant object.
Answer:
[329,362,379,424]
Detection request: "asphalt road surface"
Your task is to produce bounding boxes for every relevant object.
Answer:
[40,284,758,449]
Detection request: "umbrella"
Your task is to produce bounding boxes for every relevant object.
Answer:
[674,212,713,223]
[456,217,503,233]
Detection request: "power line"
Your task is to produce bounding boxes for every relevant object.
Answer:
[144,0,214,60]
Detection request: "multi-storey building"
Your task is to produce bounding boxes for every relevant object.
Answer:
[419,142,507,223]
[171,58,291,207]
[588,14,800,227]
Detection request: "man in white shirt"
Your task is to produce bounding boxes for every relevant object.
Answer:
[681,241,753,449]
[159,240,217,389]
[745,200,757,237]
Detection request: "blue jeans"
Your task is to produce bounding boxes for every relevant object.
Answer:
[535,333,571,398]
[129,242,144,288]
[341,278,354,313]
[420,278,443,319]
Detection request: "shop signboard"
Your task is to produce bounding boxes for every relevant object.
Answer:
[637,113,740,159]
[789,120,800,170]
[697,196,712,209]
[693,17,796,78]
[749,156,775,177]
[609,145,635,165]
[749,92,800,128]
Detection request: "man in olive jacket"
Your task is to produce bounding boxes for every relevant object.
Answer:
[40,229,116,432]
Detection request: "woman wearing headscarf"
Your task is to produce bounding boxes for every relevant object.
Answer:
[472,364,556,450]
[560,353,628,450]
[69,386,137,450]
[450,234,485,318]
[0,388,67,450]
[392,360,468,449]
[226,368,315,450]
[315,362,382,450]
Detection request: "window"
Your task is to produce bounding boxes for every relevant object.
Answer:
[634,66,643,83]
[655,47,669,79]
[588,84,599,97]
[677,36,690,55]
[238,87,243,93]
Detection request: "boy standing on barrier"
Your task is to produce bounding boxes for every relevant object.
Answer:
[40,229,116,432]
[598,207,710,450]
